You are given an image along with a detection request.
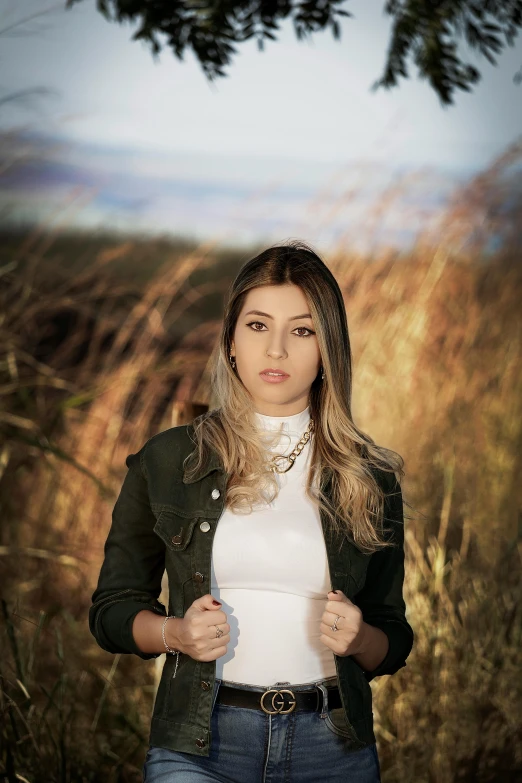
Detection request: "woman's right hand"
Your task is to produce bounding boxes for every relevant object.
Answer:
[166,594,230,661]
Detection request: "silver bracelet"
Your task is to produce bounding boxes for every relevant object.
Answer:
[162,615,181,679]
[162,615,180,653]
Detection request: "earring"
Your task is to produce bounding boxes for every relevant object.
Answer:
[321,366,325,380]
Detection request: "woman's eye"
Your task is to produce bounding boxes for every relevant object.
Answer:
[246,321,315,338]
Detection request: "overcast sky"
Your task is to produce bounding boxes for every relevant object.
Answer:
[2,0,522,170]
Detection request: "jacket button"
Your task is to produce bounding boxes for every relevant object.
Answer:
[211,489,220,500]
[196,738,206,748]
[171,534,182,545]
[199,521,211,532]
[194,572,205,583]
[201,680,211,690]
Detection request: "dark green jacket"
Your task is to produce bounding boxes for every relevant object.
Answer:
[89,422,414,757]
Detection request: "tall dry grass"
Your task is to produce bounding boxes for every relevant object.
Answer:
[1,137,521,782]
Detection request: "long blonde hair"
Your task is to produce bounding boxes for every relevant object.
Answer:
[183,240,405,553]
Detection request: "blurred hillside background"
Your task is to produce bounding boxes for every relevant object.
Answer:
[1,1,521,781]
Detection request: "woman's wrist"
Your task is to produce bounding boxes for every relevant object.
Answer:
[162,615,183,654]
[132,609,183,655]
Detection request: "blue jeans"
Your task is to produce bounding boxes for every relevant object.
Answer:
[143,676,381,782]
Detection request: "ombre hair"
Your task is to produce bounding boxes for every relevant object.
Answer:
[183,239,405,553]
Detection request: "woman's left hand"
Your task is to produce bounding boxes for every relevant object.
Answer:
[320,590,367,657]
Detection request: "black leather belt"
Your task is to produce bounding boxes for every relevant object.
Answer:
[216,683,342,715]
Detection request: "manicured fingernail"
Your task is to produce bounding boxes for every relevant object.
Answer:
[212,600,221,605]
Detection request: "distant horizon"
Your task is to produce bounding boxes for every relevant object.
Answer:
[2,126,498,253]
[4,127,484,177]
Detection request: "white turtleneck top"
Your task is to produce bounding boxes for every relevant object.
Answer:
[210,405,337,687]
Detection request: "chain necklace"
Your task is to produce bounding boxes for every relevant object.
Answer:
[228,352,320,475]
[266,418,314,474]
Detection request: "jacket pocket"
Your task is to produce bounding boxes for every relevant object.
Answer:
[153,510,199,552]
[153,510,201,618]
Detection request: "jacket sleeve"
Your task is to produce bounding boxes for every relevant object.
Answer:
[352,471,414,682]
[89,448,167,660]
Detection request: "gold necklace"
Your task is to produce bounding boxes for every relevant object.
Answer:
[267,418,314,474]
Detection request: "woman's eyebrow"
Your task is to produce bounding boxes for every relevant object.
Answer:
[244,310,312,321]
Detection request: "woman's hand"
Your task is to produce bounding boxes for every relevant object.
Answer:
[320,590,368,657]
[168,594,230,661]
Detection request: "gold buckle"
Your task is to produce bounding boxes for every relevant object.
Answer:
[260,688,296,714]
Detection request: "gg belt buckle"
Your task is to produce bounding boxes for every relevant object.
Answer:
[260,688,296,714]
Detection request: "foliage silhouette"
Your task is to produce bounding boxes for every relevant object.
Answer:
[67,0,522,106]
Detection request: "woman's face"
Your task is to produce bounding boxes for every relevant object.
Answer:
[230,284,322,416]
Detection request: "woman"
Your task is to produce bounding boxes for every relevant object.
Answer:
[89,240,414,782]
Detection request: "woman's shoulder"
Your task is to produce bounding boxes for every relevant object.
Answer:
[127,423,194,477]
[144,422,193,451]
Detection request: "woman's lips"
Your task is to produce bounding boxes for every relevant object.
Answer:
[259,372,290,384]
